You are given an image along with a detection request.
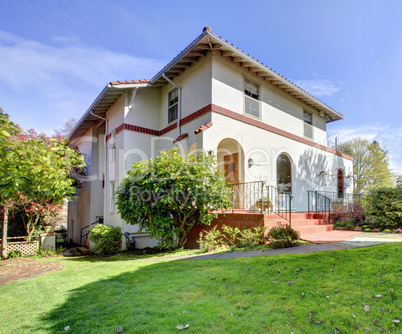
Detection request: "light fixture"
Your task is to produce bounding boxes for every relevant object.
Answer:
[207,149,214,156]
[248,158,254,168]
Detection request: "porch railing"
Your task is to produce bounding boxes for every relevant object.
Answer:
[267,186,293,225]
[307,190,331,222]
[80,219,103,247]
[315,191,362,205]
[229,182,292,224]
[230,181,264,211]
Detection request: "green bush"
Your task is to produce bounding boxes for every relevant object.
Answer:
[197,224,265,252]
[198,226,225,252]
[364,228,371,232]
[333,221,355,230]
[266,224,299,249]
[364,187,402,229]
[89,224,122,255]
[7,250,22,258]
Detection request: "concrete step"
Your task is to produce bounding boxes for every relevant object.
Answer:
[76,246,91,255]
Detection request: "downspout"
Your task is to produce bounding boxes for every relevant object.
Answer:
[162,73,181,137]
[89,109,108,224]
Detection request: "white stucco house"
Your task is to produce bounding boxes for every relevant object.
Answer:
[67,27,353,249]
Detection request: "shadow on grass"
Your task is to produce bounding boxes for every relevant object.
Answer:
[31,244,402,333]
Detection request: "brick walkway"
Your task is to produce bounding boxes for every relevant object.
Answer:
[0,258,63,286]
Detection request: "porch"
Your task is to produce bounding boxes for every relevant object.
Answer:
[185,181,362,248]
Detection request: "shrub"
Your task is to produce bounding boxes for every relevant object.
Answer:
[266,224,299,249]
[198,226,225,252]
[333,221,355,230]
[235,225,265,248]
[197,224,265,252]
[330,203,365,226]
[89,224,122,255]
[364,187,402,229]
[364,228,371,232]
[7,250,22,258]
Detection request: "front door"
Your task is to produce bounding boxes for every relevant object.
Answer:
[224,153,239,208]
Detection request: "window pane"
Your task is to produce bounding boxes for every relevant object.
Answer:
[303,111,312,125]
[168,104,178,123]
[245,96,259,117]
[304,123,313,139]
[245,80,259,100]
[277,154,292,194]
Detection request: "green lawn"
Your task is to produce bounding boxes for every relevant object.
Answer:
[1,244,401,333]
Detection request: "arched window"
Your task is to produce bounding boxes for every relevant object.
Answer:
[277,154,292,194]
[337,169,344,199]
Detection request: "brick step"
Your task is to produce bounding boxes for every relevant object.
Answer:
[289,219,326,226]
[293,225,334,234]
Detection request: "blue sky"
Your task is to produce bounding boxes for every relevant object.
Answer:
[0,0,401,173]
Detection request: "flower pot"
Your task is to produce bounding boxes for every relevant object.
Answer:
[43,226,55,233]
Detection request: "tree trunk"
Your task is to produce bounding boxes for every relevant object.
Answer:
[1,206,9,259]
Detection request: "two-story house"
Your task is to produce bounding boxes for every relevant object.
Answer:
[67,27,353,249]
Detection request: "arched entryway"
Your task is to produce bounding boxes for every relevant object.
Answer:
[337,169,344,199]
[217,138,245,208]
[277,153,292,194]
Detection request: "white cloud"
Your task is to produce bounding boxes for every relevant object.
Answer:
[329,125,402,174]
[0,31,165,133]
[292,79,343,97]
[0,31,164,96]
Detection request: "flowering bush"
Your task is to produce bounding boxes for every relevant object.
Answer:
[330,203,365,227]
[373,228,379,232]
[397,228,402,233]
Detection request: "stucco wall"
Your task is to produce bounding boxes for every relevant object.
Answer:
[211,55,327,145]
[204,112,353,211]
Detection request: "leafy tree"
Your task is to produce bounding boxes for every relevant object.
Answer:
[117,149,232,249]
[396,174,402,188]
[339,138,393,194]
[0,109,85,257]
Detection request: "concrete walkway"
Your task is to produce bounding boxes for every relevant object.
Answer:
[0,258,63,286]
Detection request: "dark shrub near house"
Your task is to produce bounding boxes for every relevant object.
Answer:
[364,187,402,230]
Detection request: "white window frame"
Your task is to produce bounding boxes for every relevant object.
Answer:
[110,182,116,213]
[110,131,116,162]
[303,110,314,140]
[168,88,178,124]
[244,78,260,118]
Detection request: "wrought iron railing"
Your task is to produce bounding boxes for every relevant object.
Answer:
[267,186,293,225]
[80,219,103,246]
[229,182,292,224]
[230,181,265,211]
[317,191,362,204]
[307,191,331,222]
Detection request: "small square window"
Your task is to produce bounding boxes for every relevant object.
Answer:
[244,79,259,117]
[168,89,178,123]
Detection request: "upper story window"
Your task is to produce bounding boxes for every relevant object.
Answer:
[244,79,260,118]
[303,110,313,140]
[168,88,178,123]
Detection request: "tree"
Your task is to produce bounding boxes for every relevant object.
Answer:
[116,149,232,249]
[53,117,77,137]
[0,109,85,257]
[339,138,393,194]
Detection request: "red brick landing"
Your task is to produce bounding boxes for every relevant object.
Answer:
[185,211,361,248]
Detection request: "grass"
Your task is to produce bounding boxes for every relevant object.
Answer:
[1,243,401,333]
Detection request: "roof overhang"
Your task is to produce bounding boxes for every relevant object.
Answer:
[150,28,343,123]
[67,81,149,143]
